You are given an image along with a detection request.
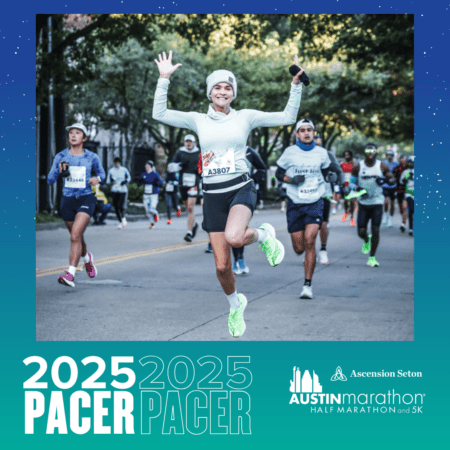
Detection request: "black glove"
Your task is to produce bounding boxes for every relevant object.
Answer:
[357,186,369,199]
[387,177,396,186]
[341,185,350,197]
[290,175,306,185]
[289,65,310,86]
[325,172,338,183]
[60,162,70,178]
[120,180,127,186]
[110,177,115,183]
[375,177,386,186]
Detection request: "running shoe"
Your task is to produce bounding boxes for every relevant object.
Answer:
[367,256,379,267]
[205,243,213,253]
[122,218,128,227]
[84,253,97,278]
[350,218,356,227]
[228,294,248,338]
[362,235,372,254]
[167,219,172,225]
[281,207,286,213]
[319,250,329,264]
[400,223,406,233]
[300,285,313,299]
[341,213,348,223]
[238,258,250,274]
[387,216,393,228]
[258,223,285,267]
[118,224,125,229]
[409,229,414,236]
[149,223,154,229]
[154,214,159,223]
[331,208,337,215]
[58,271,75,288]
[232,261,242,275]
[184,232,192,242]
[176,207,182,217]
[345,189,367,200]
[192,222,199,238]
[382,214,388,225]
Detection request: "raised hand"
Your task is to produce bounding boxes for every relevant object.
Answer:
[154,50,182,79]
[292,55,305,85]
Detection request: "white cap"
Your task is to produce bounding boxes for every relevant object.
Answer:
[296,118,315,131]
[408,155,415,162]
[206,70,237,100]
[184,134,196,142]
[66,123,88,136]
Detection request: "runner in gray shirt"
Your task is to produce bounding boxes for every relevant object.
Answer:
[153,50,305,338]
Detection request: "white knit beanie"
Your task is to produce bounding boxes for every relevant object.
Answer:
[206,70,237,100]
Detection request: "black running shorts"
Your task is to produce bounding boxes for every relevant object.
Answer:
[286,198,324,233]
[357,204,383,229]
[60,194,97,222]
[202,181,257,233]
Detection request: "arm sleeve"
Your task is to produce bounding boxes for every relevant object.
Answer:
[172,151,181,164]
[247,82,303,129]
[155,173,163,187]
[327,151,344,184]
[152,78,199,132]
[275,165,287,183]
[246,148,267,171]
[47,153,63,185]
[92,154,106,181]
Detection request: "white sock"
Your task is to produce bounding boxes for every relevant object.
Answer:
[187,230,193,236]
[68,266,77,276]
[227,291,241,311]
[83,253,91,263]
[256,228,269,243]
[122,217,127,224]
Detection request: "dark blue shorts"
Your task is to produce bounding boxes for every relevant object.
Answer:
[60,194,97,222]
[286,198,324,233]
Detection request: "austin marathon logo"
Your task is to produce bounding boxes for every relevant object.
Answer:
[288,366,424,414]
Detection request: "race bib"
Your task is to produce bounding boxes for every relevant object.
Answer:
[144,184,153,195]
[298,177,319,197]
[65,166,86,189]
[203,148,236,177]
[182,173,196,187]
[165,183,174,193]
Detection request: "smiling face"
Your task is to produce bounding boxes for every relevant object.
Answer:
[296,125,314,145]
[210,82,233,110]
[68,128,87,146]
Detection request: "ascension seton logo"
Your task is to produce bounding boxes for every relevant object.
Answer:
[331,366,347,381]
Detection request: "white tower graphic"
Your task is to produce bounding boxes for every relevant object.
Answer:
[302,370,312,393]
[313,371,323,393]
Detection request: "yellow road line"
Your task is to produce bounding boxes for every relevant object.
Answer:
[36,224,289,278]
[37,239,209,277]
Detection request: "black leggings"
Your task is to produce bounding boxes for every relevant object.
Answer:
[111,192,126,222]
[232,247,244,261]
[407,197,414,230]
[165,192,179,220]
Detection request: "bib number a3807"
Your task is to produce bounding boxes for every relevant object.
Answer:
[206,167,231,176]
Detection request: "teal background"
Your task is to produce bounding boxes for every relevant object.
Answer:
[1,0,448,448]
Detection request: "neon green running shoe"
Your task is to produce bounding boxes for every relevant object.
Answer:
[366,256,379,267]
[362,235,372,254]
[228,294,248,338]
[345,189,367,200]
[258,223,285,267]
